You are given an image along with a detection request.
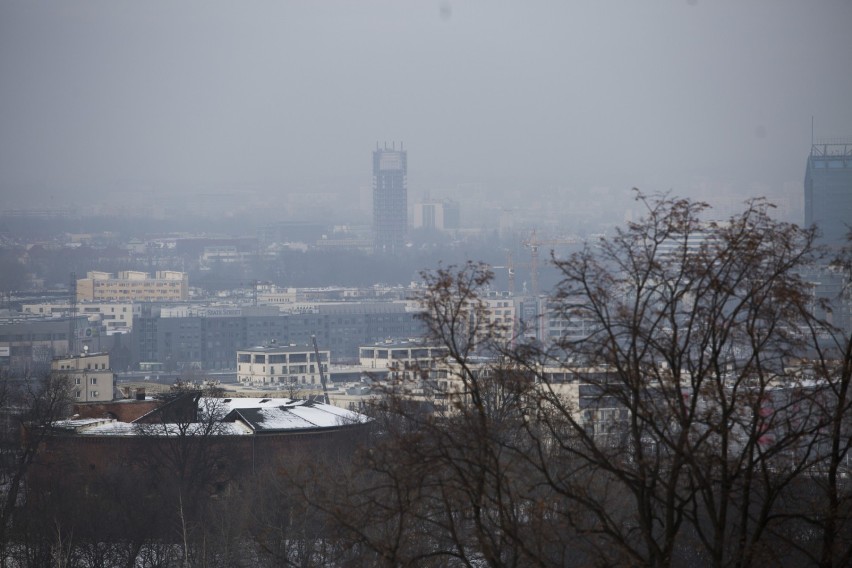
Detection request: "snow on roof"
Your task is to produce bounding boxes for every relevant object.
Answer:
[52,419,252,437]
[50,398,367,437]
[215,397,367,432]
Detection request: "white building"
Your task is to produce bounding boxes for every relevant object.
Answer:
[237,344,330,386]
[22,301,140,333]
[359,340,448,382]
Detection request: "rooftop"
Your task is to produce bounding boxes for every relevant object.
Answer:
[50,397,368,437]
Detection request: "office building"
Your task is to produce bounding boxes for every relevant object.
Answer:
[373,144,408,253]
[805,141,852,249]
[131,302,425,370]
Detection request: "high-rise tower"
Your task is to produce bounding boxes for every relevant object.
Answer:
[805,141,852,249]
[373,143,408,253]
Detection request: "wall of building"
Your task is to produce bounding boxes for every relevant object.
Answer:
[76,271,188,302]
[131,303,425,370]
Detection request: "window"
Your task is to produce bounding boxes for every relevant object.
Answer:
[90,377,97,385]
[75,390,81,399]
[75,378,81,385]
[91,391,99,397]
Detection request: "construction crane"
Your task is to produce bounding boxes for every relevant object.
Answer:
[490,249,530,296]
[522,230,581,296]
[311,335,330,404]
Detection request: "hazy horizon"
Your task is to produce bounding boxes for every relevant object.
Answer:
[2,1,851,220]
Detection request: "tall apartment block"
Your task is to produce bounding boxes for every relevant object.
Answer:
[805,141,852,249]
[373,143,408,253]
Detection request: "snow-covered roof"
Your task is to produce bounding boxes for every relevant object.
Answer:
[51,397,368,437]
[50,418,252,437]
[216,397,367,432]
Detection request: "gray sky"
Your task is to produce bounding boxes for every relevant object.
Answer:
[1,0,851,213]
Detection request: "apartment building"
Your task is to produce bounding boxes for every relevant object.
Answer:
[236,344,330,386]
[76,271,188,302]
[51,351,114,403]
[359,340,448,382]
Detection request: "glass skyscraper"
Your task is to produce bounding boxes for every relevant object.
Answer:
[804,141,852,249]
[372,144,408,254]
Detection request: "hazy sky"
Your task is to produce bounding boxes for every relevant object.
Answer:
[1,0,851,210]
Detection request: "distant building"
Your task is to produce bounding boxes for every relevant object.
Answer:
[32,395,370,496]
[0,316,80,372]
[236,344,330,386]
[805,141,852,249]
[412,198,460,231]
[22,301,140,333]
[76,271,189,303]
[373,144,408,253]
[131,301,425,370]
[51,351,115,403]
[359,340,448,382]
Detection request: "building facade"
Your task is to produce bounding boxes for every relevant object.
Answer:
[51,351,115,403]
[236,344,330,386]
[373,144,408,253]
[76,271,189,302]
[412,198,460,231]
[805,141,852,249]
[0,316,80,372]
[131,302,425,370]
[359,340,448,382]
[22,301,140,333]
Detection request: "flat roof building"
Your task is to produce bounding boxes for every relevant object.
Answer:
[237,344,330,386]
[77,271,188,303]
[51,351,115,403]
[805,141,852,249]
[373,144,408,254]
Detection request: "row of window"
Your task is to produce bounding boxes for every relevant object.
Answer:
[74,390,99,399]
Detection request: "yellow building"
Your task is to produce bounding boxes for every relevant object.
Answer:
[76,271,188,302]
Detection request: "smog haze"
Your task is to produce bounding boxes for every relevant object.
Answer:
[1,0,851,222]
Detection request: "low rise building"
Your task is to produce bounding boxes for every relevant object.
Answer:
[359,340,448,382]
[51,350,115,403]
[23,301,140,333]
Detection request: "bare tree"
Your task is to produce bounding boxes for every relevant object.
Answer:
[789,238,852,568]
[0,371,73,563]
[134,383,232,566]
[511,192,828,567]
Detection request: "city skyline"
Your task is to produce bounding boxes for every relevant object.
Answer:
[2,1,851,216]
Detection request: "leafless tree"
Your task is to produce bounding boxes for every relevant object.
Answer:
[327,194,844,567]
[0,371,73,565]
[133,383,232,566]
[786,236,852,568]
[514,192,831,567]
